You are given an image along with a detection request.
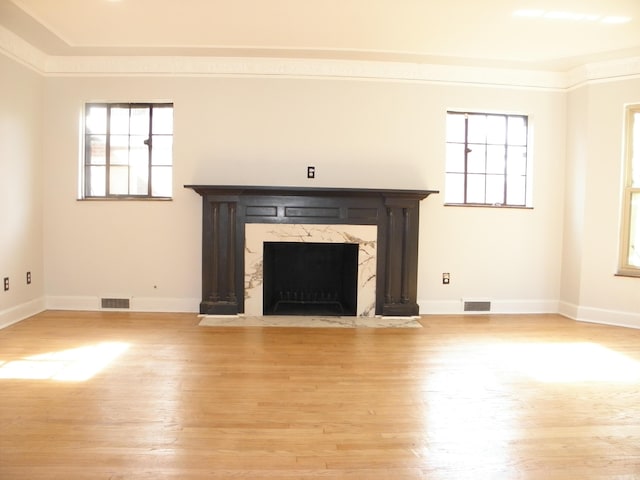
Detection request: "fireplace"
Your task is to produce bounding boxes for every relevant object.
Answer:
[186,185,438,316]
[263,242,358,315]
[244,223,377,317]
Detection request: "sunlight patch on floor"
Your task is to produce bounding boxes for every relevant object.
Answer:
[0,342,130,382]
[499,342,640,383]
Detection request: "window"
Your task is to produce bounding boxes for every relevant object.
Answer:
[619,105,640,275]
[83,103,173,199]
[445,111,529,206]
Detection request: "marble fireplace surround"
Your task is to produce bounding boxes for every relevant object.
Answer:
[186,185,438,316]
[245,223,378,317]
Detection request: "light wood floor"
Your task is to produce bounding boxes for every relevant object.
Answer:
[1,311,640,479]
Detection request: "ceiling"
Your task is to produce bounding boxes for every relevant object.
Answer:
[1,0,640,71]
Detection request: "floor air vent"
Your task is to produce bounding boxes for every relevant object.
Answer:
[463,300,491,312]
[101,298,130,309]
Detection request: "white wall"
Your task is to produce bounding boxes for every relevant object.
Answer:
[41,75,566,314]
[420,84,566,313]
[560,86,588,314]
[561,78,640,327]
[3,44,639,325]
[0,53,44,327]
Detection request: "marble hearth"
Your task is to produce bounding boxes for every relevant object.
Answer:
[245,224,377,317]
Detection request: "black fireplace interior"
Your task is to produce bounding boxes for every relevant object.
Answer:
[263,242,359,316]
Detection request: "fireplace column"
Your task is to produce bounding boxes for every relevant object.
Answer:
[380,196,421,316]
[201,196,239,314]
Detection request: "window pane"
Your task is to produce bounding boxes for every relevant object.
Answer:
[486,145,506,174]
[153,107,174,134]
[629,192,640,267]
[152,135,173,166]
[86,106,107,134]
[110,107,130,135]
[152,166,172,197]
[486,174,505,205]
[507,146,527,176]
[446,143,465,172]
[467,145,486,174]
[507,175,526,205]
[110,135,129,165]
[467,115,487,144]
[87,166,106,196]
[86,135,106,165]
[129,135,148,165]
[467,174,486,203]
[109,166,129,195]
[130,107,150,135]
[129,158,149,195]
[445,173,464,203]
[486,115,506,144]
[508,116,527,145]
[446,113,466,143]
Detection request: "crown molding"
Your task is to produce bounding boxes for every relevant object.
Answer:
[566,56,640,89]
[0,24,46,72]
[44,55,568,90]
[2,24,640,90]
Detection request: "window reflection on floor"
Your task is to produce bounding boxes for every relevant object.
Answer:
[421,341,640,474]
[0,342,129,382]
[497,342,640,383]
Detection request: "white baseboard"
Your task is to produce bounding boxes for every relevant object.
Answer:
[17,296,640,331]
[45,295,100,311]
[490,299,560,314]
[130,297,200,313]
[558,301,640,329]
[574,305,640,330]
[418,298,559,315]
[417,300,462,315]
[0,297,46,330]
[558,301,579,320]
[45,296,200,313]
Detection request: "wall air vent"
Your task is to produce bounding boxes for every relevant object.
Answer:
[463,300,491,312]
[101,298,130,309]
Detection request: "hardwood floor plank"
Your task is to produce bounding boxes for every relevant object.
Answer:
[1,311,640,478]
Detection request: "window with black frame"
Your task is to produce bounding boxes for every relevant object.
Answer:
[83,103,173,199]
[445,111,529,207]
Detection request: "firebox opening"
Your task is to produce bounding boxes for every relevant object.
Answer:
[263,242,359,316]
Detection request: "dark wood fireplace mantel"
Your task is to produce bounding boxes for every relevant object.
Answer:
[186,185,438,316]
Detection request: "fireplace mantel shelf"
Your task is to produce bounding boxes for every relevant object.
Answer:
[185,185,437,199]
[186,184,438,316]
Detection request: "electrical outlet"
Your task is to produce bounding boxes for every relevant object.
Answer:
[307,166,315,179]
[442,272,450,285]
[26,271,31,285]
[3,277,8,291]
